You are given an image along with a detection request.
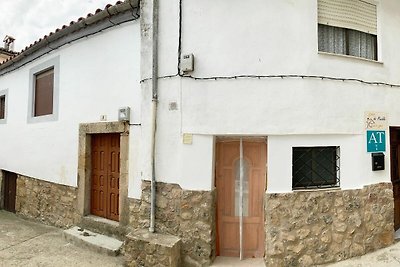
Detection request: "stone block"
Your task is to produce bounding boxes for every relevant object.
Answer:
[125,229,181,267]
[129,181,216,266]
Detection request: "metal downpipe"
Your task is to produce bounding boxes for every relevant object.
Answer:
[149,0,159,233]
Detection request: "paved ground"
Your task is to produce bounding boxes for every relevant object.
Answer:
[211,257,265,266]
[0,210,124,267]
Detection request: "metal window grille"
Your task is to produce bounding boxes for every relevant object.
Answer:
[292,146,340,189]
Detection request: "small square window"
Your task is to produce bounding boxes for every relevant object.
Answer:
[292,146,340,189]
[0,95,5,120]
[34,68,54,117]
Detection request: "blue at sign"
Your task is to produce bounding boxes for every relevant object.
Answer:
[367,130,386,153]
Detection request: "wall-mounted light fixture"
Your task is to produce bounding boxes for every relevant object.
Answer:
[118,107,131,122]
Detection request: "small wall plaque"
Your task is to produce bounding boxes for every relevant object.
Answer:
[183,133,193,145]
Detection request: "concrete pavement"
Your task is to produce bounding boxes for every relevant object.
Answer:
[0,210,123,267]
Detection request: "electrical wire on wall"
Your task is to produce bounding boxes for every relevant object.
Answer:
[140,73,400,88]
[139,0,400,89]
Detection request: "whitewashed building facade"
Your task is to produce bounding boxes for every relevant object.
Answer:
[136,0,399,265]
[1,0,400,266]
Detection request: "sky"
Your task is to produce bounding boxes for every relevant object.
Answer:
[0,0,113,52]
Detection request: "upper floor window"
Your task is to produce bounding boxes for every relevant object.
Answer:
[318,0,378,61]
[34,68,54,117]
[28,56,59,123]
[0,95,5,120]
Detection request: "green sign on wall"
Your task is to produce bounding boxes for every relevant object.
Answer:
[367,130,386,153]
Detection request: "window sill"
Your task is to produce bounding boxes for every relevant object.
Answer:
[27,113,58,123]
[292,186,341,192]
[318,51,383,65]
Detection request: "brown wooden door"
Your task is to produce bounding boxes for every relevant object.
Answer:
[3,171,17,213]
[216,140,266,258]
[390,128,400,230]
[91,133,120,221]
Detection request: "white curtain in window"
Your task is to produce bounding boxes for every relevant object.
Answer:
[318,24,346,55]
[318,24,377,60]
[348,30,376,60]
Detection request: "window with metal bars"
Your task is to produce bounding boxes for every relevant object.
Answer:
[0,95,5,120]
[292,146,340,189]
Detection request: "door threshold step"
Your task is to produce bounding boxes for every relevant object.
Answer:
[79,215,126,240]
[63,226,123,256]
[84,215,119,226]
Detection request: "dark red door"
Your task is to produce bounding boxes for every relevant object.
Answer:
[3,171,17,213]
[91,134,120,221]
[390,127,400,230]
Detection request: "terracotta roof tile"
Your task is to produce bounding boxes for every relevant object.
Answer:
[0,47,18,56]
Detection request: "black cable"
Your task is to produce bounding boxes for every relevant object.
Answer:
[140,74,179,83]
[139,73,400,88]
[165,3,400,88]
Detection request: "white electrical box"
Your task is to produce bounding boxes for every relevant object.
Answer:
[118,107,131,122]
[181,53,194,73]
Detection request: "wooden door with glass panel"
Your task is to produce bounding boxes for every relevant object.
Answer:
[216,139,266,258]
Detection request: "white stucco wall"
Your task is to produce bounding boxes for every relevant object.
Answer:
[2,0,397,198]
[267,134,390,193]
[139,0,399,193]
[0,21,141,191]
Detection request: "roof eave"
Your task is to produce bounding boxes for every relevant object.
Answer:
[0,0,139,71]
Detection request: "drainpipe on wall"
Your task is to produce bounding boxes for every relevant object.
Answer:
[149,0,159,233]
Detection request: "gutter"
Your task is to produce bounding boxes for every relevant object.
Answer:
[149,0,159,233]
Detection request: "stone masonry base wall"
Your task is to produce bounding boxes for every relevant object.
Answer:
[16,175,79,228]
[129,181,216,267]
[125,229,181,267]
[265,183,394,266]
